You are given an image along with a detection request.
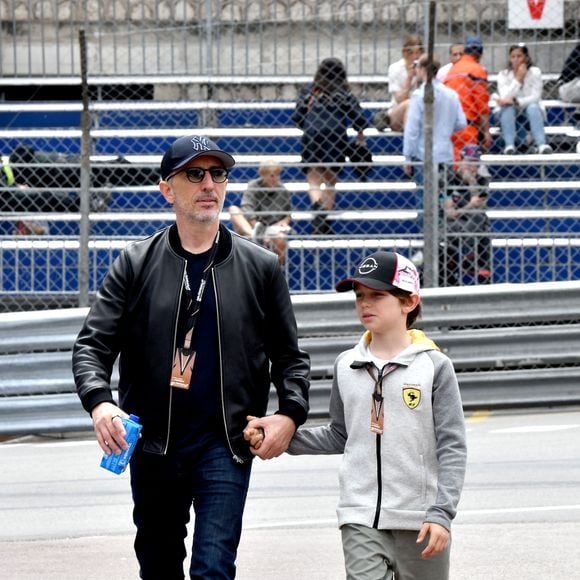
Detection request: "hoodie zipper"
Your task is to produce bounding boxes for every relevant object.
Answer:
[372,433,382,528]
[367,362,400,529]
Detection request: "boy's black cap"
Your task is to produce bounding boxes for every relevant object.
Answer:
[161,135,235,180]
[336,251,420,295]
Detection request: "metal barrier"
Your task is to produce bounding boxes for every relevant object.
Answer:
[1,281,579,436]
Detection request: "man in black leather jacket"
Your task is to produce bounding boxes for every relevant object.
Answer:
[73,135,310,579]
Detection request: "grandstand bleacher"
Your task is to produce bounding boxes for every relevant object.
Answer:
[1,81,579,297]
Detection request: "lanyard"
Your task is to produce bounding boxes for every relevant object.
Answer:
[365,362,399,401]
[365,362,400,435]
[181,230,220,353]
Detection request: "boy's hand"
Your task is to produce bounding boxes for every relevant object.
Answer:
[416,522,449,559]
[244,414,296,459]
[243,415,265,450]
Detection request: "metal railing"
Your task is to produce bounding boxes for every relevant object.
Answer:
[1,281,579,437]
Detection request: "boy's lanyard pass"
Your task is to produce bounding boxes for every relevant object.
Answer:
[365,363,399,435]
[169,231,220,390]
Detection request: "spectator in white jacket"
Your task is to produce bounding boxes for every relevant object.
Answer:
[494,43,551,155]
[436,43,464,82]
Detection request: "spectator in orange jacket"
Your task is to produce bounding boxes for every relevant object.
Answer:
[444,36,492,160]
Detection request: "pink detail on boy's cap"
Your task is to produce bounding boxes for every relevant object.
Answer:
[393,254,420,294]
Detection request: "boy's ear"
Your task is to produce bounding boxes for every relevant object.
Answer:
[403,293,421,312]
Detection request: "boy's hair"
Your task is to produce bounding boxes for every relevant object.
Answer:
[389,288,422,329]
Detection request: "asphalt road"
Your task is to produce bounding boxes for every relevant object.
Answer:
[1,407,580,579]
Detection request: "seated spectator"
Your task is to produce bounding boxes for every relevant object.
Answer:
[445,36,492,160]
[3,144,115,212]
[442,144,491,286]
[374,34,424,132]
[436,43,464,82]
[228,160,292,265]
[2,149,80,214]
[493,43,551,155]
[1,156,51,235]
[558,42,580,104]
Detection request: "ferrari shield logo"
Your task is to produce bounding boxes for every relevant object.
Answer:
[402,387,421,409]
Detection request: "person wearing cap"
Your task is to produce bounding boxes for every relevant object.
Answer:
[246,251,467,580]
[227,159,293,265]
[445,35,492,160]
[73,134,310,579]
[443,144,492,285]
[493,43,552,155]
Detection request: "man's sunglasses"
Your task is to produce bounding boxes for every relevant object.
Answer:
[176,167,229,183]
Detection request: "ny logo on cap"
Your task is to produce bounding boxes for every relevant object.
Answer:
[190,136,211,152]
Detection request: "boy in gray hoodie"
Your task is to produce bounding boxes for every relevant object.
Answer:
[246,251,467,580]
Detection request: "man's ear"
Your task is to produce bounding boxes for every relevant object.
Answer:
[159,180,174,205]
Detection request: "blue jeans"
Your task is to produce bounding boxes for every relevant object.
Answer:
[499,103,546,148]
[130,441,252,579]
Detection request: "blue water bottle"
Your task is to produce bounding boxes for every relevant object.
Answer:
[100,414,142,475]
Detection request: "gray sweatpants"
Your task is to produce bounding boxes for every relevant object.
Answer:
[341,524,450,580]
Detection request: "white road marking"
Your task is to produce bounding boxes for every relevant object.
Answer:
[491,424,580,434]
[243,504,580,529]
[459,504,580,516]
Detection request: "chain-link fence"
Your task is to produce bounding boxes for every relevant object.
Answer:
[0,0,579,309]
[1,0,578,79]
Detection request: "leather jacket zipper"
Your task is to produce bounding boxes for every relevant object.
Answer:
[161,261,187,455]
[213,269,244,464]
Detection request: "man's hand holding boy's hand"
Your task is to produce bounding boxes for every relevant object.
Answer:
[244,414,296,460]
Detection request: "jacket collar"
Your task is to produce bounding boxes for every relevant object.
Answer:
[351,329,439,368]
[168,222,233,264]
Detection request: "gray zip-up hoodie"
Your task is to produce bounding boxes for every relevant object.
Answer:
[288,329,467,532]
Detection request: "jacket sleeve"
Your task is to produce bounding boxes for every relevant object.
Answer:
[403,90,422,161]
[72,250,133,414]
[517,67,543,108]
[240,179,259,222]
[425,352,467,531]
[288,356,347,454]
[346,92,370,133]
[453,93,467,133]
[497,69,520,100]
[291,86,311,129]
[265,263,310,427]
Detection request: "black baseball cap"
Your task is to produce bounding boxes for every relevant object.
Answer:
[161,135,235,180]
[336,251,420,295]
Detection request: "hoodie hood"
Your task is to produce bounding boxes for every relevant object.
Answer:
[353,329,439,366]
